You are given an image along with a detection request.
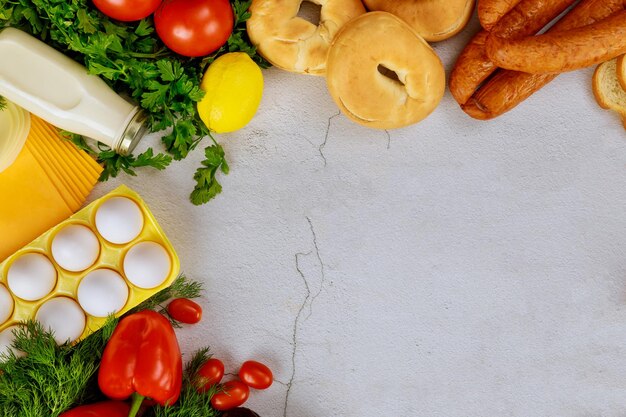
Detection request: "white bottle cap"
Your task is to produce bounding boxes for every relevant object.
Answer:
[0,99,30,173]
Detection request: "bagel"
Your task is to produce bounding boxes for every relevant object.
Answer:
[326,12,445,129]
[362,0,475,42]
[246,0,365,75]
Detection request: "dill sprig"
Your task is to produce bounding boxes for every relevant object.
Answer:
[149,348,220,417]
[0,274,204,417]
[131,274,203,327]
[0,319,117,417]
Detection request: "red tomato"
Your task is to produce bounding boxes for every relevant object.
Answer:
[92,0,162,21]
[210,380,250,411]
[154,0,234,57]
[197,358,225,392]
[239,360,273,390]
[167,298,202,324]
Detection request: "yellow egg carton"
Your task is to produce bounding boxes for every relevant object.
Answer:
[0,185,180,345]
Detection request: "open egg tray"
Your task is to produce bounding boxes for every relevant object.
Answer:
[0,185,180,341]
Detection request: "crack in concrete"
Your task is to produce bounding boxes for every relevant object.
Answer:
[385,129,391,149]
[319,111,341,166]
[305,216,326,321]
[284,250,312,417]
[283,217,326,417]
[274,379,289,387]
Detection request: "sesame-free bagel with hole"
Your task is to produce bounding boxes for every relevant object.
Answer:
[362,0,475,42]
[247,0,365,75]
[326,12,445,129]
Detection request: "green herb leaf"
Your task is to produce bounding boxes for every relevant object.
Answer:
[0,0,260,204]
[152,348,220,417]
[135,18,154,36]
[76,9,97,34]
[190,138,228,205]
[0,275,204,417]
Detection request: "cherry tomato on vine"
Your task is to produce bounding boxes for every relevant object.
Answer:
[154,0,234,57]
[210,380,250,411]
[239,360,273,390]
[197,358,225,392]
[167,298,202,324]
[92,0,162,22]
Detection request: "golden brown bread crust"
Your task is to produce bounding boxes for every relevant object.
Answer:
[449,0,576,106]
[246,0,365,75]
[487,10,626,74]
[593,60,617,111]
[326,12,445,129]
[362,0,475,42]
[592,58,626,131]
[478,0,521,30]
[463,0,625,119]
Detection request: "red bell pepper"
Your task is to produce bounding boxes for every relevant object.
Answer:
[98,310,182,417]
[59,401,130,417]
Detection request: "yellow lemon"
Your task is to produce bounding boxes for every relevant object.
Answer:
[197,52,264,134]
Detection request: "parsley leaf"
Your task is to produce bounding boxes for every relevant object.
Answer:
[0,0,264,204]
[97,147,173,181]
[190,136,229,205]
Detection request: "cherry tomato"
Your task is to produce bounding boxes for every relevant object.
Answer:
[92,0,162,22]
[197,358,225,392]
[167,298,202,324]
[210,380,250,411]
[239,360,273,390]
[154,0,234,57]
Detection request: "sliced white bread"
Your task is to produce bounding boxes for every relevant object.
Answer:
[617,54,626,91]
[593,58,626,130]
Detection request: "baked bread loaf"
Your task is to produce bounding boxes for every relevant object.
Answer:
[326,12,445,129]
[246,0,365,75]
[362,0,475,42]
[618,54,626,91]
[593,57,626,129]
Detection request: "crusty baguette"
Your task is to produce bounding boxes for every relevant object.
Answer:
[450,0,576,106]
[463,0,625,119]
[487,10,626,73]
[478,0,521,30]
[617,54,626,91]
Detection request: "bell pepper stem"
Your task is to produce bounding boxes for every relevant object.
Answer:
[128,393,145,417]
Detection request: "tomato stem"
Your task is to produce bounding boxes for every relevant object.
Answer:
[127,393,145,417]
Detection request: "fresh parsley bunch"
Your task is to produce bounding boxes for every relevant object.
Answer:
[0,0,266,205]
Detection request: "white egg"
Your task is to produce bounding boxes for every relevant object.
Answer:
[0,325,25,360]
[51,224,100,272]
[95,197,144,244]
[123,241,171,289]
[35,297,85,345]
[78,269,129,318]
[0,284,14,324]
[7,253,57,301]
